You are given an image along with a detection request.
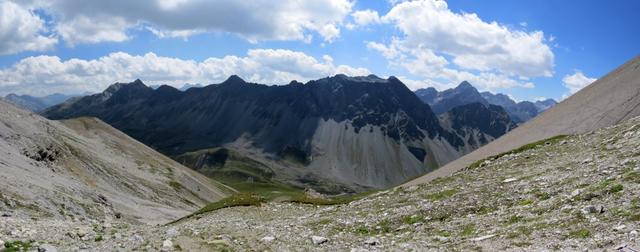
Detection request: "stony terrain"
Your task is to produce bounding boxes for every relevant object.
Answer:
[4,114,640,251]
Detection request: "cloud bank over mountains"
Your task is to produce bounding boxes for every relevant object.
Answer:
[0,0,596,98]
[0,49,369,95]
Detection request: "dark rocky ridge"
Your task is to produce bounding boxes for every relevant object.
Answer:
[415,82,557,123]
[45,75,457,156]
[44,75,512,189]
[3,93,77,112]
[416,81,488,114]
[481,92,555,122]
[442,102,517,143]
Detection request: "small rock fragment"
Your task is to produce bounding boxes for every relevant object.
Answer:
[570,189,583,198]
[613,225,626,231]
[165,228,178,238]
[470,234,495,242]
[311,236,328,245]
[260,236,276,243]
[364,237,380,246]
[502,178,518,183]
[162,239,173,248]
[38,244,57,252]
[581,205,597,214]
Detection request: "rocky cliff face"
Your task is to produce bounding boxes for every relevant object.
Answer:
[45,75,509,190]
[440,102,517,147]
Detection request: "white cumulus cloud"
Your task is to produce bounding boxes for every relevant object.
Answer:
[382,0,554,77]
[12,0,354,46]
[562,71,596,94]
[367,0,555,92]
[0,49,370,96]
[0,0,57,55]
[351,9,381,26]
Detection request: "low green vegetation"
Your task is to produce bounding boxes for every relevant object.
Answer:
[506,215,524,224]
[569,228,591,239]
[468,135,569,169]
[519,199,534,206]
[424,188,458,201]
[195,193,264,215]
[402,215,424,225]
[460,224,477,236]
[171,193,265,224]
[287,190,378,206]
[609,184,624,193]
[3,240,34,252]
[168,180,183,190]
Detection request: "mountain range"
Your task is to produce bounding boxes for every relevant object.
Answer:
[43,75,516,192]
[415,82,557,123]
[2,93,79,112]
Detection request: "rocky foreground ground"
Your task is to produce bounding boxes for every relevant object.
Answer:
[3,117,640,251]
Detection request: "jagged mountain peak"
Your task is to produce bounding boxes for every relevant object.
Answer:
[222,75,247,84]
[455,80,474,90]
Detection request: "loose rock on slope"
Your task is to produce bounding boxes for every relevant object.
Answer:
[3,113,640,251]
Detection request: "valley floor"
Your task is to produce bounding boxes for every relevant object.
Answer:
[3,117,640,251]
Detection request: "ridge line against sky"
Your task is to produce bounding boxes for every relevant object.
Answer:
[0,0,638,101]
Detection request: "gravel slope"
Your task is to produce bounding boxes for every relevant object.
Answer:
[0,100,231,225]
[4,114,640,251]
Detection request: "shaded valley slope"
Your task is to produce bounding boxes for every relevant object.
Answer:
[0,100,231,224]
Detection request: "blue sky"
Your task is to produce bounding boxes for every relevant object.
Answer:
[0,0,638,102]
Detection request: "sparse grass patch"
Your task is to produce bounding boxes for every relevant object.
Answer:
[353,220,393,236]
[195,193,264,214]
[569,228,590,239]
[623,171,640,182]
[609,184,624,193]
[506,226,533,238]
[402,215,424,225]
[506,215,524,224]
[287,190,377,206]
[168,180,183,191]
[172,193,265,224]
[424,188,458,201]
[531,188,551,200]
[434,230,451,237]
[471,205,497,215]
[3,240,34,252]
[431,176,455,185]
[519,199,534,206]
[354,226,371,235]
[460,224,477,236]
